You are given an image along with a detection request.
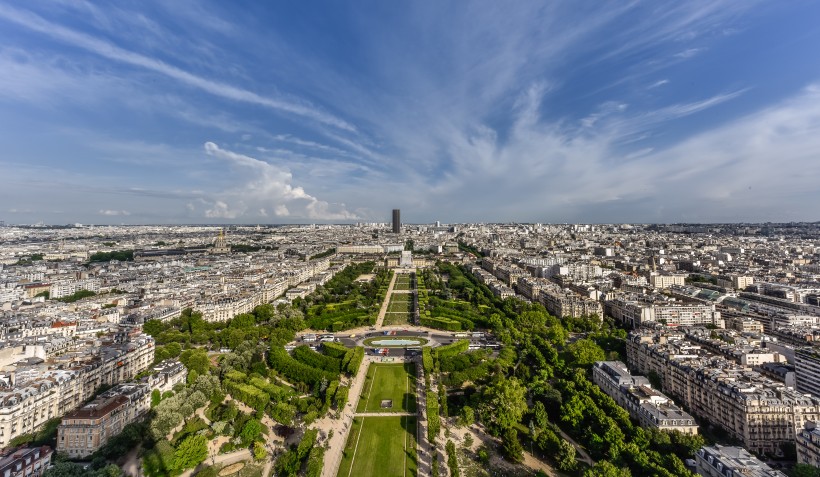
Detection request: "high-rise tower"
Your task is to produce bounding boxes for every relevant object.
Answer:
[392,209,401,234]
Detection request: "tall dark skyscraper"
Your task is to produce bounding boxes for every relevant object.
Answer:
[392,209,401,234]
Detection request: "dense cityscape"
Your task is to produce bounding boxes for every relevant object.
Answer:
[3,1,820,476]
[1,218,820,476]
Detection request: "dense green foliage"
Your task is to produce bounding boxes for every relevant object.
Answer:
[292,345,342,372]
[7,417,61,447]
[446,440,461,477]
[88,250,134,262]
[345,346,365,375]
[427,390,440,442]
[44,462,123,477]
[268,348,338,386]
[299,262,391,331]
[421,262,701,477]
[274,429,318,477]
[309,248,336,260]
[56,289,97,302]
[422,347,434,374]
[230,244,262,253]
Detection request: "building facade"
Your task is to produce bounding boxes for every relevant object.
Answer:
[797,422,820,468]
[695,445,785,477]
[392,209,401,234]
[0,446,53,477]
[56,383,150,458]
[795,348,820,398]
[627,330,820,455]
[592,361,698,434]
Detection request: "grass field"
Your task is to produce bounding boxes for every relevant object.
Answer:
[357,363,417,413]
[383,312,412,326]
[388,301,410,313]
[393,276,413,291]
[337,415,418,477]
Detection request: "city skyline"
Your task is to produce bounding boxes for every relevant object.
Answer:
[2,2,820,225]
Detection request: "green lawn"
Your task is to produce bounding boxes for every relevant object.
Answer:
[383,312,412,326]
[337,416,418,477]
[393,277,413,291]
[357,363,417,413]
[388,301,410,313]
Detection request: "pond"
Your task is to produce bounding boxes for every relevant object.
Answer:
[364,338,427,346]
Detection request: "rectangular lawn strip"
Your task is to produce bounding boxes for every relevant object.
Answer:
[356,362,417,413]
[393,277,413,291]
[383,313,411,326]
[337,416,418,477]
[388,302,410,313]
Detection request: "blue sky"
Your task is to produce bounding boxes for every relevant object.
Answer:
[1,1,820,224]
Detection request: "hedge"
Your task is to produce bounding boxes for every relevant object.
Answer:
[422,347,434,375]
[427,390,440,442]
[346,347,364,374]
[292,345,342,373]
[321,341,350,359]
[435,340,470,361]
[421,316,462,331]
[268,348,337,386]
[224,381,270,411]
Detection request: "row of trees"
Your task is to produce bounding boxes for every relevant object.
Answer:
[424,262,707,476]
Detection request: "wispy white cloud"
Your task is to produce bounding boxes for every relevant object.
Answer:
[648,79,670,89]
[0,4,356,131]
[674,47,705,59]
[99,209,130,216]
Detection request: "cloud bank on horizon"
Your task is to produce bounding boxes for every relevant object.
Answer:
[1,1,819,224]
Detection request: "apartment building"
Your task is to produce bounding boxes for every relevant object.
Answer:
[0,370,82,449]
[627,330,820,455]
[649,273,686,289]
[695,445,785,477]
[538,289,603,319]
[592,361,698,434]
[797,421,820,467]
[795,347,820,398]
[607,298,723,328]
[0,334,153,449]
[0,446,52,477]
[49,279,101,299]
[148,359,187,393]
[57,383,150,458]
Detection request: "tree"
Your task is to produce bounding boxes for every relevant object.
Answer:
[794,464,820,477]
[501,427,523,463]
[143,441,175,477]
[240,419,263,444]
[253,441,267,461]
[44,462,89,477]
[584,461,631,477]
[556,439,577,471]
[151,389,161,408]
[180,348,210,375]
[173,435,208,471]
[531,401,548,430]
[165,342,182,358]
[459,406,475,427]
[479,377,527,435]
[565,338,606,366]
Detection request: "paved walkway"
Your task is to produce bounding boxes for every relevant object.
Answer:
[181,449,251,477]
[317,357,372,477]
[414,356,433,477]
